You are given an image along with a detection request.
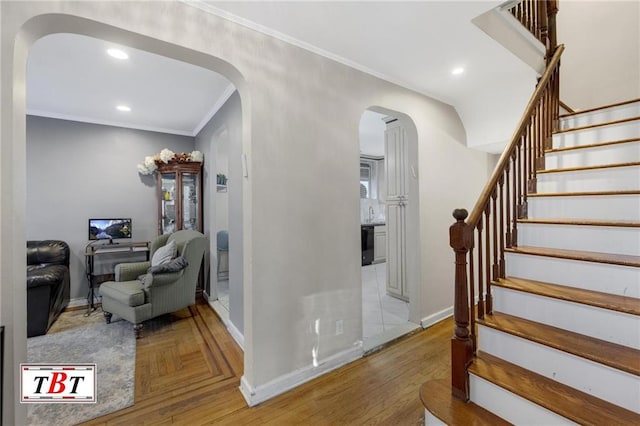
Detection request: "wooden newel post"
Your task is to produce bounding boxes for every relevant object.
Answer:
[450,208,473,401]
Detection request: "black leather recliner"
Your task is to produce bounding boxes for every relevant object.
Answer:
[27,240,70,337]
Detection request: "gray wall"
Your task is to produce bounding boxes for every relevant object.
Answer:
[195,91,244,335]
[26,115,195,300]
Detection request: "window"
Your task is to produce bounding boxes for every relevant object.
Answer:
[360,160,377,199]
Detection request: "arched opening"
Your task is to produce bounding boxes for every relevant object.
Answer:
[5,13,250,422]
[358,107,422,352]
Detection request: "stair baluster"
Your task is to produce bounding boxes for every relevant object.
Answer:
[449,44,564,400]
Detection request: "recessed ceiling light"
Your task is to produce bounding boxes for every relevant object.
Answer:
[116,105,131,112]
[451,67,465,76]
[107,48,128,60]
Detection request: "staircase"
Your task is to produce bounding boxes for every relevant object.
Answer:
[422,100,640,424]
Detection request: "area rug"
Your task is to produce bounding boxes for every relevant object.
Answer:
[27,318,135,426]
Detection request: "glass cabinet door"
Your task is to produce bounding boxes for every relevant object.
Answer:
[157,161,202,235]
[161,172,177,234]
[182,173,199,231]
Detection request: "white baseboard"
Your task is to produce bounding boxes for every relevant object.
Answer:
[67,297,89,309]
[227,320,245,349]
[239,344,363,407]
[207,299,245,350]
[421,306,453,329]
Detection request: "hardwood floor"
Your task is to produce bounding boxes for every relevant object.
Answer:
[81,298,452,425]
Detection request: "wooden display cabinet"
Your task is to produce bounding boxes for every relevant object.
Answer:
[157,161,203,235]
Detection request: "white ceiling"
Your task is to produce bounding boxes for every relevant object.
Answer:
[27,33,234,137]
[27,1,540,151]
[204,0,516,104]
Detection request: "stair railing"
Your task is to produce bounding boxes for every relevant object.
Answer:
[507,0,558,63]
[449,42,564,401]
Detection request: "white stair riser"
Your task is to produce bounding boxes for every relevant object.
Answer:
[553,120,640,149]
[537,166,640,193]
[493,286,640,349]
[478,326,640,413]
[560,103,640,129]
[469,374,577,425]
[424,411,446,426]
[528,195,640,221]
[505,252,640,298]
[518,223,640,256]
[545,142,640,169]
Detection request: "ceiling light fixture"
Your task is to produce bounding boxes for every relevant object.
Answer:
[107,48,129,60]
[451,67,465,76]
[116,105,131,112]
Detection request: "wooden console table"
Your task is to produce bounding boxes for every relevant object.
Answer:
[84,241,150,315]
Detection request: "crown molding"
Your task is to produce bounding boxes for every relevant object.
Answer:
[193,83,237,136]
[27,84,237,138]
[180,0,444,103]
[26,109,195,137]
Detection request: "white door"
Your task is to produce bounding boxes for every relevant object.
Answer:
[384,119,409,301]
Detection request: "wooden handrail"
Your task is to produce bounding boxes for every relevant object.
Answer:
[467,45,564,229]
[449,43,564,401]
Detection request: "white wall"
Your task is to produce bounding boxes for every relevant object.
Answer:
[195,91,244,334]
[359,110,386,157]
[25,116,195,300]
[557,1,640,109]
[1,2,493,418]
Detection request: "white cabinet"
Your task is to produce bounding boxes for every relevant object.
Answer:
[385,119,409,301]
[373,225,386,263]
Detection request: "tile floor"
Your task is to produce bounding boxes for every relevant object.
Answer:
[217,279,230,311]
[362,262,410,339]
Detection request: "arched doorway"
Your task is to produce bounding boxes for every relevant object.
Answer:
[4,14,250,422]
[358,107,422,352]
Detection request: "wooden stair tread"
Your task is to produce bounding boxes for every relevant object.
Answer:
[469,352,640,425]
[505,246,640,267]
[420,378,512,426]
[538,161,640,174]
[479,311,640,376]
[559,98,640,118]
[554,116,639,134]
[546,137,640,153]
[495,276,640,316]
[528,190,640,197]
[518,218,640,228]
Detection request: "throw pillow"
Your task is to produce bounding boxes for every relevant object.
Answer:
[138,257,189,289]
[148,256,189,274]
[151,239,176,267]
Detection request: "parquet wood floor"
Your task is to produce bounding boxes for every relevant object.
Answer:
[79,298,451,425]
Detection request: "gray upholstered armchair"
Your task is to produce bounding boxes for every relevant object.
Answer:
[100,230,207,338]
